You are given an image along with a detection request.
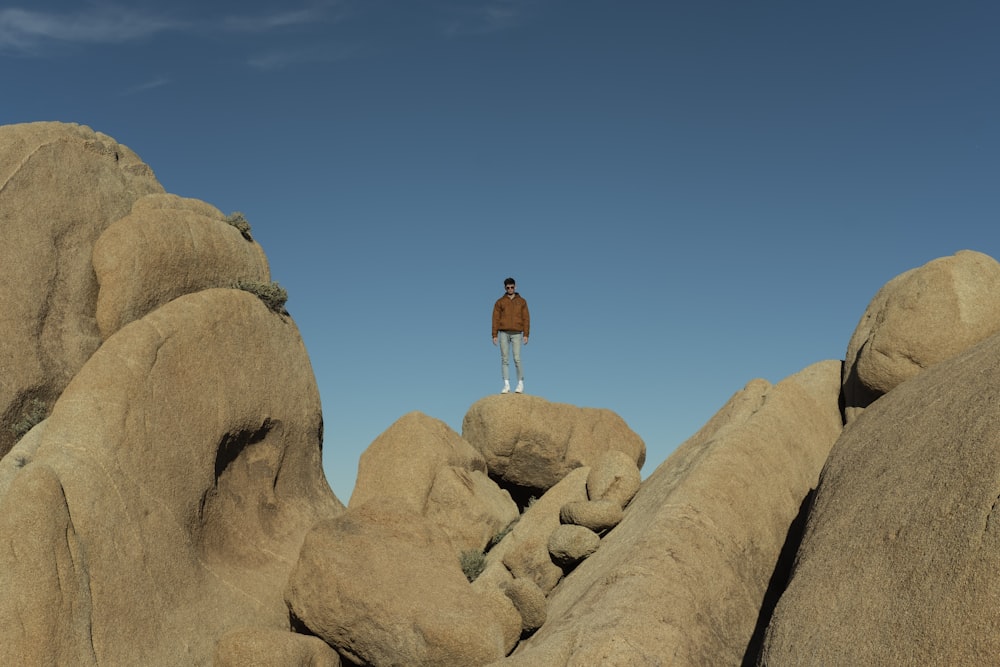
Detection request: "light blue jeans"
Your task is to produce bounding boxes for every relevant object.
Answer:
[498,331,524,383]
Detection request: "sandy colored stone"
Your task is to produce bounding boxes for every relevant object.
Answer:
[481,467,590,594]
[842,250,1000,420]
[497,360,843,666]
[0,288,342,665]
[350,411,519,552]
[502,578,547,633]
[93,193,270,338]
[548,524,601,567]
[0,121,163,457]
[0,418,45,498]
[462,394,645,493]
[559,499,623,533]
[762,332,1000,665]
[285,503,515,666]
[213,628,341,666]
[586,449,642,508]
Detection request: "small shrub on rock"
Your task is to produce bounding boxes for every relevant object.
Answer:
[460,549,486,582]
[11,398,49,440]
[224,212,253,241]
[234,280,288,314]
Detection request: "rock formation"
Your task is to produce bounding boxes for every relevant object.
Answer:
[0,122,340,666]
[0,122,163,458]
[5,120,1000,665]
[462,394,646,494]
[760,332,1000,665]
[92,193,270,339]
[349,411,518,552]
[497,360,844,665]
[841,249,1000,421]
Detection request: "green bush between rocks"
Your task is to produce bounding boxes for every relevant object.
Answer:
[460,549,486,583]
[233,280,288,314]
[11,398,49,440]
[224,212,253,241]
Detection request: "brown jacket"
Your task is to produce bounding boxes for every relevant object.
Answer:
[492,293,530,338]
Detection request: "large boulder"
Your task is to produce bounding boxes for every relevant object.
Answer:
[93,193,271,339]
[462,395,645,493]
[285,503,518,666]
[0,288,343,665]
[0,121,163,457]
[350,411,519,552]
[761,333,1000,665]
[496,360,844,666]
[842,250,1000,420]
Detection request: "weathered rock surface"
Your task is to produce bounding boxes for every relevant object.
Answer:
[559,499,623,533]
[762,332,1000,665]
[496,360,844,666]
[842,249,1000,420]
[0,121,163,458]
[548,524,601,567]
[93,193,270,339]
[0,289,342,665]
[213,628,342,666]
[479,467,590,595]
[16,121,1000,666]
[501,577,548,633]
[586,449,642,508]
[285,503,518,666]
[350,411,518,552]
[462,394,645,493]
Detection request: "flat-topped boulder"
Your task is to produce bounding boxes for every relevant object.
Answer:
[462,394,645,494]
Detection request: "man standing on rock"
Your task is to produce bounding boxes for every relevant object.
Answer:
[492,277,530,394]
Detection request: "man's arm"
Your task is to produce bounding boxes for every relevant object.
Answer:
[522,300,530,342]
[492,300,501,343]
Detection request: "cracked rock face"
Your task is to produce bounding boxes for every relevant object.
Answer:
[0,122,164,458]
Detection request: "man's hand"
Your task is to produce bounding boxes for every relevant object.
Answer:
[492,336,498,346]
[523,336,528,345]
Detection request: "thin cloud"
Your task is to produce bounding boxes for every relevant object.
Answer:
[119,76,170,96]
[0,6,180,53]
[441,3,522,37]
[0,2,347,56]
[248,43,362,71]
[223,8,328,33]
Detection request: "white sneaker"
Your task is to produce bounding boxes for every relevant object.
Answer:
[501,381,510,394]
[515,380,524,394]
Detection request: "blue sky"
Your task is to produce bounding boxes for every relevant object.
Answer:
[3,1,998,501]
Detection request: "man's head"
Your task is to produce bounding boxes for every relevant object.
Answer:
[504,277,516,293]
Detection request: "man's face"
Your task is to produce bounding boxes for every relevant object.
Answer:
[505,283,516,295]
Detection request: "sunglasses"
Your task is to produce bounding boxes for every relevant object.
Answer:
[505,285,516,289]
